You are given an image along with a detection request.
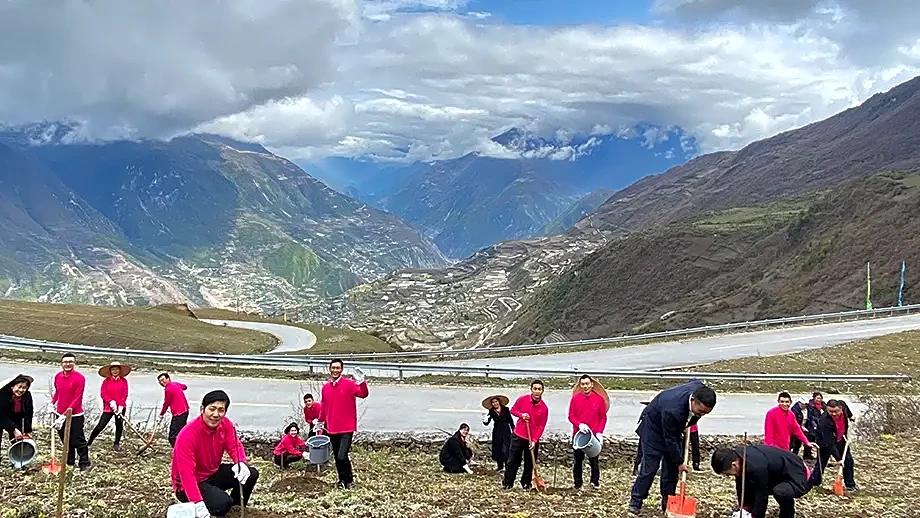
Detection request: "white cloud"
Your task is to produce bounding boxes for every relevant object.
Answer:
[2,0,920,162]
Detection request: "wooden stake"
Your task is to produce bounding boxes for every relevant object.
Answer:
[55,409,73,518]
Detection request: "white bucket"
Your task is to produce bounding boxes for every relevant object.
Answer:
[572,430,602,458]
[8,438,37,468]
[307,435,331,464]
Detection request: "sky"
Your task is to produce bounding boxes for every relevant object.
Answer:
[1,0,919,163]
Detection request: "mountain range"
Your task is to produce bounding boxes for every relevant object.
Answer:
[0,128,447,308]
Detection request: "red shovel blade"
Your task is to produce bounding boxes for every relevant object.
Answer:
[666,481,697,518]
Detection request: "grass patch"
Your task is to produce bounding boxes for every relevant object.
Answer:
[192,308,398,355]
[0,426,912,517]
[0,300,276,355]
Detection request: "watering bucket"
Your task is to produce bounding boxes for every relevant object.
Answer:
[572,430,602,458]
[307,435,331,464]
[8,438,37,468]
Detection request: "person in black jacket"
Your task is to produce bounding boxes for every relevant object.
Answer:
[0,374,34,452]
[439,423,474,474]
[711,444,822,518]
[481,395,513,472]
[628,379,717,515]
[816,399,857,492]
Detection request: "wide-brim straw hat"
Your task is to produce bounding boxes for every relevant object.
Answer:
[0,374,34,392]
[98,361,132,378]
[481,394,510,409]
[571,378,611,411]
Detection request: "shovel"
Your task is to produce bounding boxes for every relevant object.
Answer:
[666,430,697,518]
[42,420,61,475]
[739,433,747,514]
[832,438,851,496]
[525,421,547,492]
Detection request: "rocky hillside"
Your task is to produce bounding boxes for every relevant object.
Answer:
[542,188,614,235]
[0,130,447,310]
[504,171,920,343]
[573,75,920,238]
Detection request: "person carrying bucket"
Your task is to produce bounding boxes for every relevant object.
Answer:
[628,379,717,515]
[481,394,513,472]
[171,390,259,517]
[568,374,609,490]
[273,423,308,468]
[710,443,823,518]
[51,352,92,471]
[157,372,191,447]
[87,361,131,452]
[318,358,369,489]
[0,374,34,459]
[501,379,549,490]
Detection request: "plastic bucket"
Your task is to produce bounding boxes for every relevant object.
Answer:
[307,435,331,464]
[8,438,37,468]
[572,430,602,458]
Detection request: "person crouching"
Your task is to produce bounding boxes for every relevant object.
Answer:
[440,423,474,474]
[171,390,259,517]
[711,444,822,518]
[274,423,308,469]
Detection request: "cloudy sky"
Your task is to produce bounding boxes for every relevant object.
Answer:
[1,0,919,163]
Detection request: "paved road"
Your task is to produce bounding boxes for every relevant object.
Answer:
[201,319,316,354]
[0,363,862,436]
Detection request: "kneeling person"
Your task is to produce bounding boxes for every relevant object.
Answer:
[172,390,259,517]
[711,444,821,518]
[273,423,308,468]
[439,423,474,474]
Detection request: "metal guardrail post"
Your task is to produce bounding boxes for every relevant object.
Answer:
[398,368,404,381]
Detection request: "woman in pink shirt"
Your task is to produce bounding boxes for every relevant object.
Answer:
[273,423,308,468]
[88,361,131,452]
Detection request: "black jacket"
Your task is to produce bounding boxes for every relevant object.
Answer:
[484,406,513,461]
[439,432,473,473]
[816,411,849,459]
[0,388,33,436]
[638,379,704,466]
[735,445,810,518]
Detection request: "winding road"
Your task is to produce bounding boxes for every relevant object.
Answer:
[201,319,316,353]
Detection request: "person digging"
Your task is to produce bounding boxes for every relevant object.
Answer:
[87,361,131,452]
[501,379,549,490]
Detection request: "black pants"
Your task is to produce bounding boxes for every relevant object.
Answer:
[328,432,355,485]
[632,441,642,476]
[88,410,124,447]
[176,463,259,517]
[57,415,90,468]
[168,411,189,447]
[819,441,856,488]
[688,430,702,468]
[573,448,600,487]
[791,435,815,459]
[744,478,810,518]
[502,435,540,489]
[274,453,303,468]
[630,437,678,511]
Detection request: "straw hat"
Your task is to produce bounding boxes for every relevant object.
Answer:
[571,377,611,411]
[481,394,510,409]
[98,361,132,378]
[0,374,34,392]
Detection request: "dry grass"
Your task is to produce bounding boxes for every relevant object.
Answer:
[0,428,913,518]
[192,308,398,355]
[0,300,276,355]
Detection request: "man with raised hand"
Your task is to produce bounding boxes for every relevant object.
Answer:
[158,372,190,447]
[319,359,369,489]
[171,390,259,517]
[51,352,91,471]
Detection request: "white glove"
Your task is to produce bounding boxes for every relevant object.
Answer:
[53,414,65,430]
[316,422,325,431]
[109,400,117,411]
[578,423,590,433]
[231,462,251,485]
[302,451,309,459]
[732,510,753,518]
[595,432,604,442]
[311,418,319,426]
[194,501,211,518]
[463,464,472,474]
[353,367,366,384]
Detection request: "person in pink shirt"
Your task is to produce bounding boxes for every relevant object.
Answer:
[273,422,308,468]
[157,372,191,447]
[502,379,549,490]
[764,392,814,452]
[51,352,91,471]
[302,393,323,437]
[318,358,369,489]
[87,361,131,452]
[172,390,259,517]
[568,374,609,490]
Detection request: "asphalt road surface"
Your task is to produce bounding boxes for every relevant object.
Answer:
[201,319,316,353]
[0,363,862,436]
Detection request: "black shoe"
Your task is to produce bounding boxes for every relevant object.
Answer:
[693,464,702,471]
[574,484,582,490]
[627,506,640,515]
[501,484,513,490]
[113,443,122,452]
[591,483,599,490]
[522,483,532,490]
[79,464,92,472]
